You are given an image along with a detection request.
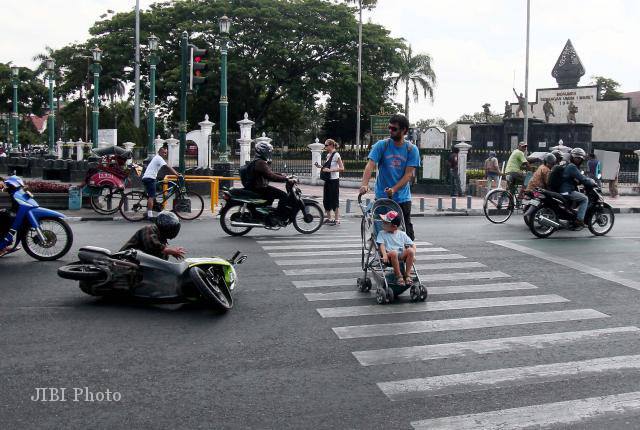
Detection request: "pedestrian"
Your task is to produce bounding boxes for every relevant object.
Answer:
[586,152,601,186]
[141,145,182,220]
[609,162,620,198]
[448,147,463,197]
[317,138,344,225]
[484,151,500,190]
[359,113,420,240]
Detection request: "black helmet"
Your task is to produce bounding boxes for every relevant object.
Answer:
[551,150,563,163]
[255,141,273,161]
[543,153,556,166]
[155,211,181,239]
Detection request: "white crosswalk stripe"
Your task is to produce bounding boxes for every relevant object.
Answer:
[262,241,432,250]
[380,354,640,401]
[255,234,359,241]
[268,247,448,258]
[410,391,640,430]
[352,326,640,366]
[292,271,511,288]
[284,261,485,276]
[257,238,361,245]
[276,254,465,266]
[316,294,569,318]
[332,309,608,339]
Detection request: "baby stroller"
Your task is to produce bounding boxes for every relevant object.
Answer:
[357,194,427,304]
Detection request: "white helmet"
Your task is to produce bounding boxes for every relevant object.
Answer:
[570,147,586,162]
[255,141,273,161]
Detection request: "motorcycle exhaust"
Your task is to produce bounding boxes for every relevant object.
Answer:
[230,221,267,228]
[537,216,561,229]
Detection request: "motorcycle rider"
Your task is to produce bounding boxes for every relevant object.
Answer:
[0,176,23,256]
[558,147,595,227]
[526,153,556,192]
[244,141,293,226]
[120,211,185,260]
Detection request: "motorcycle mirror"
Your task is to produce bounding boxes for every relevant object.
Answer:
[230,250,241,262]
[235,255,247,265]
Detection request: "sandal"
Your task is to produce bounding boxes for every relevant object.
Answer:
[396,277,405,286]
[405,277,413,286]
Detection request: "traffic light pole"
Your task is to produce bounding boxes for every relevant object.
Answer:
[48,71,55,154]
[218,33,229,163]
[179,31,188,173]
[91,62,102,148]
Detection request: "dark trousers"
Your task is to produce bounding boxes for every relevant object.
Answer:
[449,168,462,196]
[323,179,340,211]
[399,201,415,240]
[254,185,289,213]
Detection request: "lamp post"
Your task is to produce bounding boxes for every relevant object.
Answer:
[46,58,56,154]
[11,65,19,150]
[147,34,159,157]
[91,45,103,148]
[218,15,230,163]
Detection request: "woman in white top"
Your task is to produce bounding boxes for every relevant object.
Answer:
[319,139,344,225]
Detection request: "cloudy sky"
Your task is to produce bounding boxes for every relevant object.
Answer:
[3,0,640,123]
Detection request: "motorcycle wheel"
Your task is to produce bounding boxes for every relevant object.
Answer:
[293,202,324,234]
[90,187,124,215]
[528,206,558,238]
[58,263,106,281]
[120,191,147,222]
[22,217,73,261]
[483,189,514,224]
[189,266,233,311]
[587,204,615,236]
[219,203,253,236]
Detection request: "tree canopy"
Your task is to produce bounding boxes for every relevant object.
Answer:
[591,76,623,101]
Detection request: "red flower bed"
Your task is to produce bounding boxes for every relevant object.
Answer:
[25,181,71,194]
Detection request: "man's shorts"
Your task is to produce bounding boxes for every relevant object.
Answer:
[142,178,157,198]
[506,172,525,185]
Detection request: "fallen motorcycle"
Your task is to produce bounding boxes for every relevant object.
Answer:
[57,247,247,312]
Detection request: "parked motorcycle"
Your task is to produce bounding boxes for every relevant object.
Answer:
[57,247,247,312]
[219,178,324,236]
[526,184,614,238]
[0,176,73,261]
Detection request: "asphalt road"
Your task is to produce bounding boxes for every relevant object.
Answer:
[2,214,640,429]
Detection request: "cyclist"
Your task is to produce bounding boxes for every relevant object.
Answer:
[142,145,182,220]
[120,211,185,260]
[505,142,537,199]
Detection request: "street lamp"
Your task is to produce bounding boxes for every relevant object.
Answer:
[46,58,56,154]
[147,34,159,157]
[91,45,103,148]
[10,65,19,150]
[218,15,230,163]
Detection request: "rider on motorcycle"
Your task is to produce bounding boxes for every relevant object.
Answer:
[558,147,596,227]
[0,176,23,256]
[526,153,556,192]
[244,141,294,226]
[120,211,186,260]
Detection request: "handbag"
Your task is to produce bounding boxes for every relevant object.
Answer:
[320,152,336,181]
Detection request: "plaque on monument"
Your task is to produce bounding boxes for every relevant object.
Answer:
[421,127,446,149]
[422,155,441,180]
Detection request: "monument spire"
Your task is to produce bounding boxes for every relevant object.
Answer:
[552,39,585,88]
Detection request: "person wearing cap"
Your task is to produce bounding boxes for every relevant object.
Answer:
[376,210,416,287]
[505,142,536,198]
[484,151,500,190]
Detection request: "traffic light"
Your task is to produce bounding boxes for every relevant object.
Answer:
[189,45,208,90]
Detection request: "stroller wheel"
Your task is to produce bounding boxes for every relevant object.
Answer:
[376,288,386,305]
[410,285,420,302]
[418,284,428,302]
[357,277,372,293]
[364,278,372,292]
[386,288,395,303]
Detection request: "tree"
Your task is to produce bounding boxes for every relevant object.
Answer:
[392,45,436,122]
[591,75,623,100]
[415,118,448,129]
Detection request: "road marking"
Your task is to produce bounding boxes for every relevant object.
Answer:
[410,391,640,430]
[381,354,640,401]
[255,234,359,241]
[490,240,640,291]
[353,326,640,366]
[317,294,568,318]
[284,262,485,276]
[276,254,466,266]
[262,241,432,250]
[332,309,608,339]
[292,271,511,288]
[268,247,448,258]
[304,282,538,301]
[257,238,361,245]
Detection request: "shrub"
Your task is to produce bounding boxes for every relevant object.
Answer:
[25,181,71,194]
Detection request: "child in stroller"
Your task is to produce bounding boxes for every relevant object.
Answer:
[377,210,416,286]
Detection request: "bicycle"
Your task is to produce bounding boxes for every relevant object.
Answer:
[120,176,204,221]
[483,173,533,224]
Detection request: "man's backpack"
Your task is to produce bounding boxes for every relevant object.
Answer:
[239,160,256,188]
[547,164,565,192]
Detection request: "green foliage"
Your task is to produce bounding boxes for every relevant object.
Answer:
[415,118,448,129]
[458,111,502,123]
[591,75,623,100]
[392,45,436,122]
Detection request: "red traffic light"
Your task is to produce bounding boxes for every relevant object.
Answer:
[194,56,202,63]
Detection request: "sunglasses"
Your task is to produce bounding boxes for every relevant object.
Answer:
[324,143,332,147]
[388,126,398,132]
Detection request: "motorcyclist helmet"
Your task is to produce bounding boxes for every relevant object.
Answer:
[570,147,587,163]
[543,153,557,167]
[3,175,24,194]
[551,150,564,163]
[255,141,274,161]
[155,210,181,240]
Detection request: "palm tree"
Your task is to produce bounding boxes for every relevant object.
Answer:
[392,46,436,122]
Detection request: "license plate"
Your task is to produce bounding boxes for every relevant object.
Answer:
[529,199,540,206]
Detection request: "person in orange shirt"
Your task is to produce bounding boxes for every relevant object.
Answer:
[526,153,557,192]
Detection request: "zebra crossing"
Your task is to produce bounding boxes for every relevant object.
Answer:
[254,231,640,428]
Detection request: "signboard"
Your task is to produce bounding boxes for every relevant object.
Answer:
[422,155,441,180]
[594,149,620,181]
[421,127,446,149]
[370,115,389,144]
[98,129,117,146]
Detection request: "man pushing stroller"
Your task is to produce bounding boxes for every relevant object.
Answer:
[377,210,416,287]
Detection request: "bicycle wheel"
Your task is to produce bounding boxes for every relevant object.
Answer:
[90,186,124,215]
[168,191,205,220]
[120,191,147,221]
[483,189,515,223]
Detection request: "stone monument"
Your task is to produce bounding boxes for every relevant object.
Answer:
[552,39,585,88]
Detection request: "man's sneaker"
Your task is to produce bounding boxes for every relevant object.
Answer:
[575,219,586,228]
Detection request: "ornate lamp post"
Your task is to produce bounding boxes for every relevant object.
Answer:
[91,45,103,148]
[46,58,56,154]
[147,34,159,157]
[10,65,19,150]
[218,15,231,163]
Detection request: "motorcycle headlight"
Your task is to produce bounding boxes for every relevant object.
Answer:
[227,268,236,290]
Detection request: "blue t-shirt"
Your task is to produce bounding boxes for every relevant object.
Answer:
[376,229,414,253]
[368,139,421,203]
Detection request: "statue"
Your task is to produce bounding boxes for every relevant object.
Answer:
[513,88,526,117]
[482,103,491,122]
[567,102,578,123]
[543,100,555,123]
[503,101,513,119]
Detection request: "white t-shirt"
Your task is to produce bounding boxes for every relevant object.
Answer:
[143,154,167,180]
[325,151,341,180]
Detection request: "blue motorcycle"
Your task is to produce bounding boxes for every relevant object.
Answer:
[0,176,73,261]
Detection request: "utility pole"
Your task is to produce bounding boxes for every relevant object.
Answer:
[356,0,363,157]
[134,0,141,128]
[523,0,531,146]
